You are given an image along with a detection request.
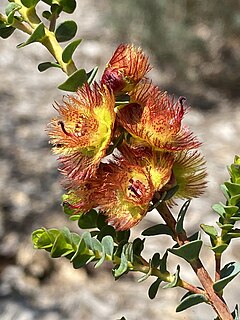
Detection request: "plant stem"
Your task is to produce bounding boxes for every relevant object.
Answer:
[156,202,233,320]
[215,253,221,282]
[9,1,77,76]
[132,263,205,295]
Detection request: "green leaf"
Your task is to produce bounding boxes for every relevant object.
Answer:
[58,68,87,91]
[38,61,61,72]
[81,231,93,249]
[70,237,87,262]
[0,25,15,39]
[212,203,225,218]
[176,200,191,233]
[96,213,108,230]
[42,10,52,20]
[62,39,82,63]
[97,225,116,241]
[176,293,208,312]
[55,20,77,42]
[200,224,218,239]
[101,236,114,258]
[114,252,129,278]
[78,209,98,229]
[225,182,240,197]
[211,243,228,254]
[55,0,76,13]
[132,238,145,256]
[138,265,152,283]
[221,183,230,200]
[21,0,39,8]
[213,262,240,292]
[17,23,45,48]
[142,224,173,237]
[5,3,22,25]
[87,66,98,85]
[163,265,180,288]
[151,253,161,268]
[51,232,74,258]
[231,305,239,320]
[148,278,162,299]
[72,254,95,269]
[229,194,240,206]
[159,251,168,274]
[116,229,131,243]
[169,240,203,262]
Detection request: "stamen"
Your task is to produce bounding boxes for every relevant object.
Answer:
[58,121,72,137]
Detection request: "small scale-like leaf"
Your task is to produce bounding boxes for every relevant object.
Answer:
[101,236,114,258]
[229,194,240,206]
[151,253,161,268]
[116,229,131,243]
[217,222,234,231]
[81,231,93,250]
[78,209,98,229]
[231,304,239,320]
[114,252,129,278]
[50,232,74,258]
[132,238,145,256]
[142,224,173,237]
[62,39,82,63]
[176,294,208,312]
[42,10,52,20]
[169,240,203,262]
[21,0,39,8]
[55,20,77,42]
[212,203,225,218]
[97,225,116,241]
[58,68,87,92]
[211,243,228,254]
[72,254,94,269]
[38,61,61,72]
[213,262,240,292]
[0,25,15,39]
[176,200,190,233]
[148,278,162,299]
[5,3,22,25]
[17,23,45,48]
[59,0,76,13]
[163,265,180,288]
[159,251,168,274]
[225,182,240,197]
[200,224,218,238]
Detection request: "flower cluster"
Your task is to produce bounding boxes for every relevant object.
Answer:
[48,44,207,230]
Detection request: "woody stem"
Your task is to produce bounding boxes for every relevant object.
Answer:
[156,202,233,320]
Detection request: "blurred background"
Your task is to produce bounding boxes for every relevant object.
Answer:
[0,0,240,319]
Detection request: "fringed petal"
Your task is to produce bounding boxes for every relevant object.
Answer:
[118,80,201,151]
[48,83,115,183]
[167,150,207,205]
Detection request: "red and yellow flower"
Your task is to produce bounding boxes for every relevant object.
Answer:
[117,80,201,152]
[48,83,115,183]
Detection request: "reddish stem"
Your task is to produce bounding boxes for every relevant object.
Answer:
[157,202,233,320]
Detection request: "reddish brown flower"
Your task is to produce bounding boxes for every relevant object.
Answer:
[48,83,115,183]
[101,44,151,94]
[117,80,201,152]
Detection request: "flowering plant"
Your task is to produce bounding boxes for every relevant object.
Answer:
[1,1,240,319]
